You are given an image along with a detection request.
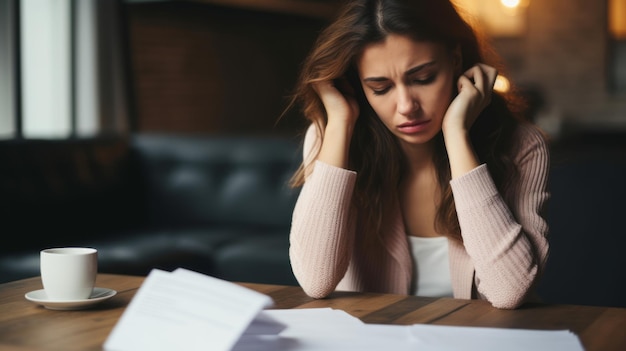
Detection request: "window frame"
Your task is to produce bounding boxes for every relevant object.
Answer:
[0,0,132,140]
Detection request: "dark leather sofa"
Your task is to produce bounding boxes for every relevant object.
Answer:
[0,133,302,286]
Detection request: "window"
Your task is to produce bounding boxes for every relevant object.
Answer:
[0,0,17,138]
[0,0,130,140]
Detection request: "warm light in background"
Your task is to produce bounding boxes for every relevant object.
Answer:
[609,0,626,39]
[454,0,528,37]
[494,75,511,93]
[500,0,520,9]
[500,0,530,9]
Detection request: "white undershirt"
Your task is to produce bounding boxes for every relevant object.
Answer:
[408,236,453,297]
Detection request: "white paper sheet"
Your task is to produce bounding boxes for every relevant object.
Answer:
[235,309,408,351]
[234,308,585,351]
[409,324,585,351]
[104,268,273,351]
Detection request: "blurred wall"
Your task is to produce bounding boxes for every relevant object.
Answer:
[124,0,626,138]
[125,1,328,136]
[492,0,626,138]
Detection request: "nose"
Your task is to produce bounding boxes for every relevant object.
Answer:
[396,86,418,116]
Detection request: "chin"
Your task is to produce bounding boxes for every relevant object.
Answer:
[396,131,439,146]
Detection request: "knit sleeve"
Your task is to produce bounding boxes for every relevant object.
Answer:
[289,126,358,299]
[450,124,550,309]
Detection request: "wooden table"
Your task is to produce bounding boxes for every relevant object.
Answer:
[1,274,625,351]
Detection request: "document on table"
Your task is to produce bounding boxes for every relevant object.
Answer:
[233,308,585,351]
[104,268,584,351]
[103,268,282,351]
[408,324,584,351]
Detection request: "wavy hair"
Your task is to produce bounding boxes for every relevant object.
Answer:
[287,0,525,241]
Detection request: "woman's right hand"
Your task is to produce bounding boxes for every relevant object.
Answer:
[311,79,360,169]
[313,79,360,128]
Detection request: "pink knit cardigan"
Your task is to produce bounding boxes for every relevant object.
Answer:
[289,123,550,309]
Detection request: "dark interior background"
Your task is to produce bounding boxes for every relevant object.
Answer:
[119,0,626,308]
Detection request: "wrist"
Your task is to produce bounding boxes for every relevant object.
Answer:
[318,120,354,169]
[443,129,479,179]
[442,125,469,142]
[325,119,355,139]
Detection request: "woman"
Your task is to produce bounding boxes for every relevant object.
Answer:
[287,0,550,309]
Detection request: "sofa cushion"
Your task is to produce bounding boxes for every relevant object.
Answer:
[131,134,301,230]
[212,235,298,285]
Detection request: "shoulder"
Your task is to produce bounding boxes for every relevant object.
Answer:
[510,122,550,167]
[512,122,548,145]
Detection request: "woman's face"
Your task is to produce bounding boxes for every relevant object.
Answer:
[357,35,457,148]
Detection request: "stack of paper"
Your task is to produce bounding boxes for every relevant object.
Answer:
[104,268,280,351]
[104,268,585,351]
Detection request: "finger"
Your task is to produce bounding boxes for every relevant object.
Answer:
[312,81,332,96]
[476,63,498,91]
[473,66,486,93]
[457,75,476,94]
[463,65,494,98]
[312,81,340,105]
[464,65,487,89]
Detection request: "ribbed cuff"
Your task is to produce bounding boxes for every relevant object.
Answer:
[450,164,498,211]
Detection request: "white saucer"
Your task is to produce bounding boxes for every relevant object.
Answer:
[25,287,117,310]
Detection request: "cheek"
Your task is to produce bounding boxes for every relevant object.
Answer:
[444,71,457,98]
[432,77,456,113]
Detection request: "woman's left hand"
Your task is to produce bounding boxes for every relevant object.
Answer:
[442,63,498,135]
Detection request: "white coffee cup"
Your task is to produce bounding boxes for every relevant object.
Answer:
[40,247,98,301]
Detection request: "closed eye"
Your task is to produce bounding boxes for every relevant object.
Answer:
[411,74,436,85]
[372,86,391,95]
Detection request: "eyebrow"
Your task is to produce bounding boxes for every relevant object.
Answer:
[362,61,437,82]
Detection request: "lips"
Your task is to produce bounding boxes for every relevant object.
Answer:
[397,120,431,134]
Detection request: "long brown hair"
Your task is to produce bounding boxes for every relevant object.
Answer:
[288,0,524,241]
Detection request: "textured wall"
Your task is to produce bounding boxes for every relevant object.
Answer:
[493,0,626,136]
[125,2,324,135]
[125,0,626,137]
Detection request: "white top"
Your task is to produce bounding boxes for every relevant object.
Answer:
[408,236,453,297]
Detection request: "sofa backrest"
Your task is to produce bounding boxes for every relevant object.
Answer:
[130,133,302,230]
[0,137,139,251]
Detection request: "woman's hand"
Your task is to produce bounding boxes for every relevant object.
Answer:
[442,63,497,179]
[313,79,360,129]
[312,79,360,169]
[442,63,497,135]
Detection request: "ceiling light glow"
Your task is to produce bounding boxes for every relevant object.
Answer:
[501,0,520,8]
